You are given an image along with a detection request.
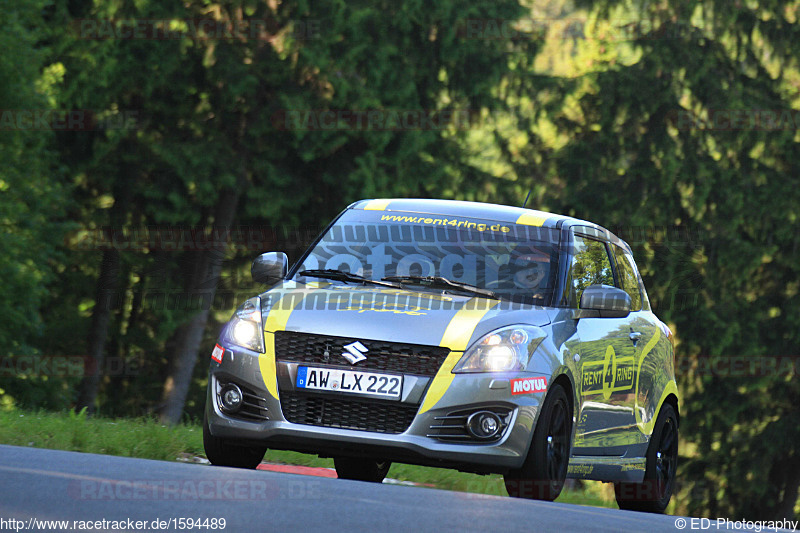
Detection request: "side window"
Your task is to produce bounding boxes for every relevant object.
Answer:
[612,245,643,311]
[568,235,615,307]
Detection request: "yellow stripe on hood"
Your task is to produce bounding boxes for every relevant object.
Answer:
[418,299,499,414]
[260,293,306,399]
[516,213,547,226]
[363,199,392,211]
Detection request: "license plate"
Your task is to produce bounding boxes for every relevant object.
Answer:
[296,367,402,400]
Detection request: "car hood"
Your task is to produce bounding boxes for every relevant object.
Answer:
[260,281,551,350]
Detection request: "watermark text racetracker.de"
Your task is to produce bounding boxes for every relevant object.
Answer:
[0,109,139,131]
[63,223,706,252]
[72,18,321,41]
[271,109,480,131]
[668,109,800,131]
[68,477,320,501]
[0,355,141,378]
[675,355,800,379]
[65,225,322,253]
[674,517,798,532]
[457,17,698,41]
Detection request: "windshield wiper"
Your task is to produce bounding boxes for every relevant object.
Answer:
[382,275,498,300]
[298,269,402,289]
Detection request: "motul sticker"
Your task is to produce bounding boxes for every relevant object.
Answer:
[211,344,224,363]
[511,376,548,395]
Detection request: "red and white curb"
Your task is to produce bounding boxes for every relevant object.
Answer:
[256,462,434,487]
[181,455,434,488]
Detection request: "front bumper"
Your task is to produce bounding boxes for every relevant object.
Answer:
[206,344,548,474]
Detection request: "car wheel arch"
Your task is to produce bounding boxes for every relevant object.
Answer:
[511,372,575,469]
[663,393,680,427]
[548,373,575,422]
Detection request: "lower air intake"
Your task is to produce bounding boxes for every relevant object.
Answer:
[280,392,418,434]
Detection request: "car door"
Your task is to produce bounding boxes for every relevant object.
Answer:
[568,232,639,456]
[610,243,661,449]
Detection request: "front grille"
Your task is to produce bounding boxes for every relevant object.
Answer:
[274,331,450,376]
[280,392,418,434]
[216,381,269,421]
[427,406,514,442]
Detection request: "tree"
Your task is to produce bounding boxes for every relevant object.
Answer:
[506,0,800,520]
[0,0,70,408]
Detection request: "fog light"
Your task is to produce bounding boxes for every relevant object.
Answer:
[481,416,498,435]
[219,383,243,413]
[466,411,502,439]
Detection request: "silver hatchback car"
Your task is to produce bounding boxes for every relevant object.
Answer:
[204,199,679,513]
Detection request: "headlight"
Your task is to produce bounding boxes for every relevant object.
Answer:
[226,297,265,352]
[453,326,546,373]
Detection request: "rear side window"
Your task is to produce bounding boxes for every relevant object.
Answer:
[611,245,643,311]
[567,235,615,307]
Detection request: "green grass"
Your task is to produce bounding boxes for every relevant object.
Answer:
[0,408,616,508]
[0,408,204,461]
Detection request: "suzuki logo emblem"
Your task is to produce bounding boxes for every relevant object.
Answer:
[342,341,368,365]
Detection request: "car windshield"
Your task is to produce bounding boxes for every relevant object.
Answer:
[292,209,560,305]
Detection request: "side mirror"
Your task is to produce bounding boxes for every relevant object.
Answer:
[580,284,631,318]
[251,252,288,284]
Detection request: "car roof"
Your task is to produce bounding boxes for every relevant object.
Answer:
[349,198,626,248]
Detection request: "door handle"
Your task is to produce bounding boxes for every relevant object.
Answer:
[629,331,642,345]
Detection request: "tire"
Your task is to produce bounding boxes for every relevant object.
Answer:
[334,457,391,482]
[203,413,267,469]
[615,403,678,513]
[504,383,572,501]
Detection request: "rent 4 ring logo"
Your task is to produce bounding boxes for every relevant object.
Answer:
[580,345,635,400]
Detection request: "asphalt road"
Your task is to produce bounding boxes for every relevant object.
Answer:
[0,445,784,532]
